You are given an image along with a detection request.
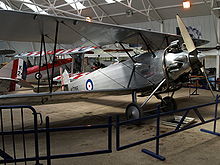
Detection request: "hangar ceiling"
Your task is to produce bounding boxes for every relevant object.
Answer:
[1,0,220,25]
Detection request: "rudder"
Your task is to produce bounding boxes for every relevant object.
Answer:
[0,59,27,91]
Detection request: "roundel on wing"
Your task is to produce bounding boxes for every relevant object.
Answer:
[35,72,42,80]
[86,79,93,90]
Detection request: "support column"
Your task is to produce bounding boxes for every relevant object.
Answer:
[216,18,220,89]
[160,21,164,33]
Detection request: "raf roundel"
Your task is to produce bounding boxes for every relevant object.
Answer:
[86,79,94,90]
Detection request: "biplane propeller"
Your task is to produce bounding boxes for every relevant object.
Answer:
[176,15,215,99]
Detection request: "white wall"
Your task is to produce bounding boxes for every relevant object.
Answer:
[125,15,217,47]
[205,56,216,68]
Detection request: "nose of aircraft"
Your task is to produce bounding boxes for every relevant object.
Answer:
[165,51,191,80]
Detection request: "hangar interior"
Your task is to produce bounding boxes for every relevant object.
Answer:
[0,0,220,75]
[1,0,220,165]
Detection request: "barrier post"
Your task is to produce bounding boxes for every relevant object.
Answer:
[201,94,220,136]
[116,115,120,151]
[46,116,51,165]
[141,105,165,161]
[108,116,112,152]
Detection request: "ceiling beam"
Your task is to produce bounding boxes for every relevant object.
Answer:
[5,0,213,24]
[145,0,163,22]
[89,0,118,24]
[91,1,211,22]
[114,0,162,23]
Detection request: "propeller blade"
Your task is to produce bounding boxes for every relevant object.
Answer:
[176,15,196,53]
[176,15,215,98]
[176,15,203,73]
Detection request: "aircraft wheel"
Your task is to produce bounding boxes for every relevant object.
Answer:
[126,103,143,120]
[161,96,177,112]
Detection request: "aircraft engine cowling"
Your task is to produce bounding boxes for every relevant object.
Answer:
[164,51,191,81]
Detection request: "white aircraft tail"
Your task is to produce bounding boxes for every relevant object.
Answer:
[0,59,27,79]
[62,69,70,85]
[0,59,27,91]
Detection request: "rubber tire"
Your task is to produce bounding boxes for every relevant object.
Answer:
[161,96,177,112]
[126,103,143,120]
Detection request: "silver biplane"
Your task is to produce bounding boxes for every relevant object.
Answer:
[0,10,211,119]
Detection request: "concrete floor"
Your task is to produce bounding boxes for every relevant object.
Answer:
[1,88,220,165]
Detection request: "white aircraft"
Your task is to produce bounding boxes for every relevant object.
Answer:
[0,10,211,119]
[14,46,96,83]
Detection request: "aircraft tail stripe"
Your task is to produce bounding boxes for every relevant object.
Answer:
[9,59,19,92]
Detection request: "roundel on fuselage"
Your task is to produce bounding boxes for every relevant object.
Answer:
[86,79,93,90]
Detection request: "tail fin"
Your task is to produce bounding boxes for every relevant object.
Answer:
[62,69,70,85]
[0,59,27,91]
[0,59,27,80]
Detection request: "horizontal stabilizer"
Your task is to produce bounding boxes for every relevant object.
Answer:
[33,85,61,93]
[17,80,33,88]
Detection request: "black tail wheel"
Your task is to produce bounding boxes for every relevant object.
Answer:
[161,96,177,112]
[126,103,143,120]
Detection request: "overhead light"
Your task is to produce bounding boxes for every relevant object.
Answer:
[183,0,191,9]
[85,16,92,22]
[22,0,48,14]
[64,0,86,10]
[105,0,122,4]
[0,1,13,10]
[105,0,114,3]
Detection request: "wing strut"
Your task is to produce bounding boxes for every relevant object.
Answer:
[117,42,137,88]
[42,35,51,88]
[37,36,43,93]
[139,33,156,58]
[50,21,60,93]
[36,35,51,93]
[127,65,136,88]
[118,42,136,63]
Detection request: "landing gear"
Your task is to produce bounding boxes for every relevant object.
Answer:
[125,82,177,120]
[161,96,177,112]
[126,103,143,120]
[125,80,166,120]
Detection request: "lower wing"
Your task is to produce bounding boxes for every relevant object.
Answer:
[0,88,133,105]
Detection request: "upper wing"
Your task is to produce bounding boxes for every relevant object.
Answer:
[0,10,208,50]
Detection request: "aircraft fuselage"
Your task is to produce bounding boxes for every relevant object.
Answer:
[67,49,191,93]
